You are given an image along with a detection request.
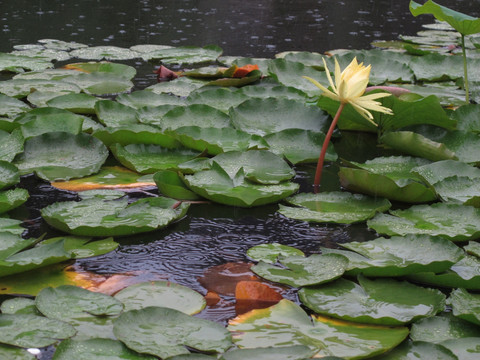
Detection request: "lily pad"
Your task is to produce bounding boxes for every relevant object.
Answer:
[41,194,189,237]
[110,143,200,174]
[278,191,391,224]
[0,161,20,190]
[410,313,480,343]
[70,46,140,60]
[220,345,316,360]
[246,243,305,264]
[45,93,98,114]
[0,314,75,348]
[113,281,206,314]
[117,90,184,109]
[0,79,81,99]
[146,77,206,97]
[64,72,134,95]
[0,188,29,214]
[40,235,119,259]
[63,61,137,79]
[53,338,156,360]
[14,132,109,181]
[94,100,137,127]
[153,170,200,200]
[0,297,38,315]
[229,97,329,136]
[251,253,348,287]
[453,104,480,133]
[0,344,36,360]
[160,104,232,130]
[299,276,446,325]
[371,340,456,360]
[93,124,178,148]
[441,337,480,360]
[141,45,222,65]
[367,203,480,241]
[228,299,409,359]
[0,94,31,118]
[339,156,436,203]
[447,288,480,326]
[113,306,232,358]
[186,87,249,112]
[0,52,53,73]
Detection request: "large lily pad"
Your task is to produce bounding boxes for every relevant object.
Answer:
[113,306,232,359]
[246,243,305,264]
[339,156,436,203]
[299,276,446,325]
[110,143,200,174]
[228,299,409,359]
[447,288,480,326]
[411,313,480,343]
[220,345,315,360]
[63,72,134,95]
[53,338,156,360]
[93,125,178,148]
[113,281,206,314]
[367,203,480,241]
[0,344,35,360]
[41,194,189,237]
[0,94,31,118]
[186,87,249,112]
[371,340,457,360]
[0,161,20,190]
[117,90,184,109]
[70,46,140,60]
[251,253,348,287]
[278,191,391,224]
[14,132,109,181]
[45,93,99,114]
[0,52,53,73]
[63,61,137,79]
[160,104,232,130]
[141,45,222,64]
[0,79,80,99]
[0,314,75,348]
[230,97,329,136]
[153,170,200,200]
[94,100,138,127]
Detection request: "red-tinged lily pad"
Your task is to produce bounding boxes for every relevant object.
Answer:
[228,299,409,359]
[41,193,189,237]
[198,262,258,297]
[299,276,446,325]
[113,306,232,359]
[235,281,283,315]
[367,203,480,241]
[278,191,391,224]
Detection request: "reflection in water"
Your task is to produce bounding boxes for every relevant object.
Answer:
[1,0,478,56]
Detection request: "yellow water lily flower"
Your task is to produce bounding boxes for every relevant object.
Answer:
[304,57,393,125]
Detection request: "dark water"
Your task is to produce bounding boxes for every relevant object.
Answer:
[1,0,479,57]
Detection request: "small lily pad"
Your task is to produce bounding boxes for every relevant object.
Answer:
[113,281,206,314]
[251,253,348,287]
[153,170,201,200]
[113,306,232,359]
[142,45,222,65]
[0,188,29,214]
[246,243,305,264]
[160,104,232,130]
[70,46,140,60]
[299,276,446,325]
[278,191,391,224]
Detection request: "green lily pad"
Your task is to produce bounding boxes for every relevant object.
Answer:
[251,253,348,287]
[14,132,109,181]
[0,344,35,359]
[160,104,232,130]
[441,337,480,360]
[411,313,480,343]
[53,338,156,360]
[0,218,25,235]
[412,160,480,186]
[186,87,249,112]
[264,129,337,164]
[183,164,299,207]
[229,97,329,136]
[238,83,308,101]
[41,195,189,237]
[370,340,456,360]
[246,243,305,264]
[367,203,480,241]
[146,77,206,97]
[169,126,268,155]
[0,94,31,118]
[453,104,480,133]
[117,90,184,109]
[18,111,84,141]
[465,242,480,258]
[0,188,29,214]
[113,306,232,359]
[0,161,20,190]
[410,0,480,36]
[70,46,140,60]
[63,61,136,79]
[111,143,200,174]
[153,170,201,200]
[207,70,262,87]
[44,93,99,114]
[94,100,138,127]
[278,192,391,224]
[0,52,53,73]
[220,345,316,360]
[299,276,446,325]
[0,313,75,348]
[408,53,472,82]
[40,235,119,259]
[93,124,178,148]
[141,45,222,64]
[447,288,480,326]
[64,72,134,95]
[136,104,184,127]
[0,297,39,315]
[11,48,70,62]
[339,156,436,203]
[406,254,480,290]
[0,79,81,99]
[228,299,409,359]
[113,281,206,314]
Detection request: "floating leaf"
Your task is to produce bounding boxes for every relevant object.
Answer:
[93,125,178,148]
[146,77,206,97]
[45,93,98,114]
[447,288,480,326]
[113,281,206,314]
[64,72,134,95]
[370,340,457,360]
[70,46,140,60]
[142,45,223,65]
[411,313,480,343]
[0,94,31,118]
[111,143,200,174]
[246,243,304,264]
[0,130,23,162]
[160,104,232,130]
[113,306,232,358]
[63,61,136,79]
[53,338,156,360]
[368,203,480,241]
[0,344,36,360]
[454,104,480,133]
[40,235,119,259]
[278,191,391,224]
[14,132,109,181]
[0,161,20,190]
[0,79,80,99]
[440,337,480,360]
[117,90,184,109]
[0,52,53,73]
[251,253,348,287]
[0,297,39,315]
[0,314,75,348]
[186,87,248,112]
[41,195,189,237]
[229,98,329,136]
[153,170,200,200]
[228,299,409,359]
[220,345,315,360]
[94,100,137,127]
[299,276,446,325]
[0,188,29,214]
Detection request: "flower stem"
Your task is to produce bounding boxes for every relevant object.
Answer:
[461,35,470,104]
[313,102,346,191]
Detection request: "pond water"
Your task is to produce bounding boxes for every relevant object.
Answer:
[1,1,480,356]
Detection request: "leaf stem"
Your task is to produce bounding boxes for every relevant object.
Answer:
[461,34,470,104]
[313,102,346,191]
